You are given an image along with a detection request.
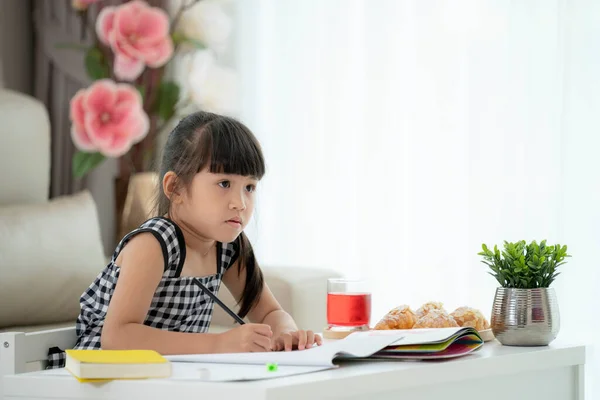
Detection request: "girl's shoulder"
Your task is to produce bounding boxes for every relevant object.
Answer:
[111,216,186,276]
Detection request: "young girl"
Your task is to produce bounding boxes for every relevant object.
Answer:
[47,111,321,369]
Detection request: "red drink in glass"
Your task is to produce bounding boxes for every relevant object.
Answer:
[327,279,371,331]
[327,292,371,326]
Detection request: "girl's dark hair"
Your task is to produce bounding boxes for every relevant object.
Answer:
[155,111,266,318]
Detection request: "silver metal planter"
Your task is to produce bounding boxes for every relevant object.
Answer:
[491,287,560,346]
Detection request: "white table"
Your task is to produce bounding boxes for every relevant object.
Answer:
[1,340,586,400]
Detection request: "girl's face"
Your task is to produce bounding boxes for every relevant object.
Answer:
[177,168,258,243]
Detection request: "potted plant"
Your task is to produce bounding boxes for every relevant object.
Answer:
[478,240,570,346]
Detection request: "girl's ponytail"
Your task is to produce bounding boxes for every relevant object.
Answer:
[236,231,264,318]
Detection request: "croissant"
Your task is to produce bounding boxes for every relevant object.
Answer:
[413,309,459,329]
[450,306,490,331]
[373,304,417,330]
[415,301,446,319]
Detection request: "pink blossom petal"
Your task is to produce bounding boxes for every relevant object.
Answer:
[116,84,143,108]
[116,40,142,61]
[98,111,147,157]
[98,113,145,157]
[98,132,132,158]
[95,6,116,46]
[111,103,139,127]
[84,100,138,147]
[143,38,173,67]
[113,53,145,81]
[130,110,150,143]
[83,79,117,113]
[70,124,97,152]
[69,90,87,131]
[109,34,136,59]
[111,107,145,139]
[135,8,170,42]
[114,33,151,62]
[84,112,114,147]
[113,0,147,37]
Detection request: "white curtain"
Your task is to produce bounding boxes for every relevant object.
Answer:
[234,1,600,396]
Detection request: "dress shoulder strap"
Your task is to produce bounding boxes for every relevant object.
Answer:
[110,217,186,277]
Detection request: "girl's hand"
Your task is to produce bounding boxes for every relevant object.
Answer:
[272,329,323,351]
[217,323,273,353]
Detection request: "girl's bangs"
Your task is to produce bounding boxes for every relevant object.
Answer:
[198,119,265,179]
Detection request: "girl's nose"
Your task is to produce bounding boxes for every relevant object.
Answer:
[229,193,246,210]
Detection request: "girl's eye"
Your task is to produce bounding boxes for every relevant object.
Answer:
[218,181,230,188]
[246,184,256,193]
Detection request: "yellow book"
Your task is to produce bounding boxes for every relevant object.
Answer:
[65,349,171,382]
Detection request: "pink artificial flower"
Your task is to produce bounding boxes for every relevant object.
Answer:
[72,0,102,11]
[70,79,149,157]
[96,0,173,81]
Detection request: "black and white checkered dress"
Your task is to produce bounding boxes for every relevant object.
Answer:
[46,216,238,369]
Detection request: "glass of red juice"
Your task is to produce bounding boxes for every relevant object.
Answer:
[327,278,371,331]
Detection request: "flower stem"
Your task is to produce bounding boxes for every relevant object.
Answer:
[170,0,203,33]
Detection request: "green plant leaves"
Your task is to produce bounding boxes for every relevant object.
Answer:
[157,81,180,121]
[84,47,110,81]
[478,240,570,289]
[72,151,105,178]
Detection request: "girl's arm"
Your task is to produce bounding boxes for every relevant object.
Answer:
[223,261,322,350]
[222,262,296,333]
[101,233,223,354]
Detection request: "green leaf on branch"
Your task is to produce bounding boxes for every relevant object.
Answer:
[182,38,206,49]
[157,81,180,121]
[136,85,146,102]
[171,32,206,50]
[84,47,110,81]
[72,151,105,178]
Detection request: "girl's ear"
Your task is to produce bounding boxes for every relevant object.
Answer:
[163,171,182,204]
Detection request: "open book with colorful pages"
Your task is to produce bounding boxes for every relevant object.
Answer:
[166,327,483,368]
[352,327,484,360]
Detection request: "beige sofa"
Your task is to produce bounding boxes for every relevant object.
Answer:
[0,89,341,377]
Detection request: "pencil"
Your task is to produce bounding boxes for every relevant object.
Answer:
[192,278,246,325]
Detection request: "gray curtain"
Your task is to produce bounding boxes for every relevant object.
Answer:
[0,0,33,94]
[32,0,118,256]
